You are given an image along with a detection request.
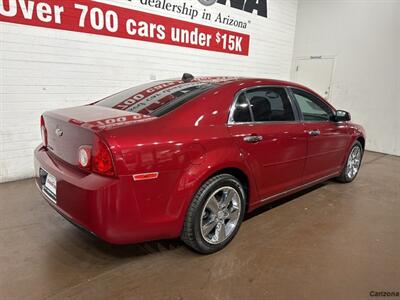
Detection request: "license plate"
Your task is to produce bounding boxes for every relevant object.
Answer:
[44,171,57,200]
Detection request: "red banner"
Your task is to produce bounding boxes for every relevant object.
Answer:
[0,0,250,56]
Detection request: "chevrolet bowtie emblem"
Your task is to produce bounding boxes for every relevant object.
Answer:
[55,128,63,137]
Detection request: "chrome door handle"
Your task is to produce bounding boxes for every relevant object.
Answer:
[243,135,263,143]
[309,130,321,136]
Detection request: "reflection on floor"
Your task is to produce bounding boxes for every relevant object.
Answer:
[0,151,399,300]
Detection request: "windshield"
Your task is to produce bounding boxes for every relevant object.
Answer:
[94,80,216,117]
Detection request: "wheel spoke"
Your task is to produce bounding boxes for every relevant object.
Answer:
[348,168,353,178]
[228,207,240,221]
[221,188,235,209]
[215,223,226,242]
[207,196,219,214]
[202,219,217,236]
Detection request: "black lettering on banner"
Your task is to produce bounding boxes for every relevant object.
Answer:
[217,0,268,18]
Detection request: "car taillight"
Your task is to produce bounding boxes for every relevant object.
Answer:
[91,138,115,177]
[40,115,48,147]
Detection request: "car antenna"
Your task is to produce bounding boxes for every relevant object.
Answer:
[182,73,194,83]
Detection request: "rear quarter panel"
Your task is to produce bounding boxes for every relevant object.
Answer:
[99,84,261,236]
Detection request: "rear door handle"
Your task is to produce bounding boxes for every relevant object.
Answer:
[309,130,321,136]
[243,135,263,143]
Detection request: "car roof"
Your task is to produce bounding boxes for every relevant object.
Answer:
[181,76,312,91]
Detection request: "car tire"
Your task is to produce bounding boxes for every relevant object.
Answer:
[181,174,246,254]
[336,141,364,183]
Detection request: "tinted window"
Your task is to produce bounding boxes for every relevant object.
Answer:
[291,89,332,121]
[232,93,252,123]
[95,80,216,117]
[246,87,295,122]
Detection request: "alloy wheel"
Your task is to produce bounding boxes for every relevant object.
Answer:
[200,187,241,245]
[347,146,362,179]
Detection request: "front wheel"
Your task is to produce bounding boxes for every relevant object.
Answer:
[336,141,364,183]
[181,174,246,254]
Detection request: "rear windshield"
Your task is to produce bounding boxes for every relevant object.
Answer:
[94,80,216,117]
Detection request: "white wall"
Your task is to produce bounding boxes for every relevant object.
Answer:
[0,0,298,183]
[292,0,400,156]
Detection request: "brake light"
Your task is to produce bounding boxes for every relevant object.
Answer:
[91,138,115,176]
[40,115,48,147]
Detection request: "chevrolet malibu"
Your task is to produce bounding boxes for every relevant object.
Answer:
[34,75,366,253]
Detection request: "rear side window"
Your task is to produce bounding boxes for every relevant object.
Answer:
[232,87,295,123]
[232,93,252,123]
[95,80,216,117]
[291,89,332,121]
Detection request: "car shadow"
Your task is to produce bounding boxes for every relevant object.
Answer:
[244,181,332,220]
[65,225,184,259]
[66,180,336,259]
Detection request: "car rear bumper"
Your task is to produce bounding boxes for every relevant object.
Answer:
[34,146,181,244]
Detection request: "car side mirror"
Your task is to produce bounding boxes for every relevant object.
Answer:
[334,110,351,122]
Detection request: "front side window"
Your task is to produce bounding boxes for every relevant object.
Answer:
[291,89,333,122]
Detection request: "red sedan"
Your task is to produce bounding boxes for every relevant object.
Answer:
[34,75,365,253]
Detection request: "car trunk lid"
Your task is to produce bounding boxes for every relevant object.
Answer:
[43,105,155,167]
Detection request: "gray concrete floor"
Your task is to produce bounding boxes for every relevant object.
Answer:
[0,151,399,300]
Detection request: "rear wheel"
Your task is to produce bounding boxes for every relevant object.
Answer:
[181,174,246,254]
[336,141,363,183]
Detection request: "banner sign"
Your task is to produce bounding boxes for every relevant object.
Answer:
[0,0,250,56]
